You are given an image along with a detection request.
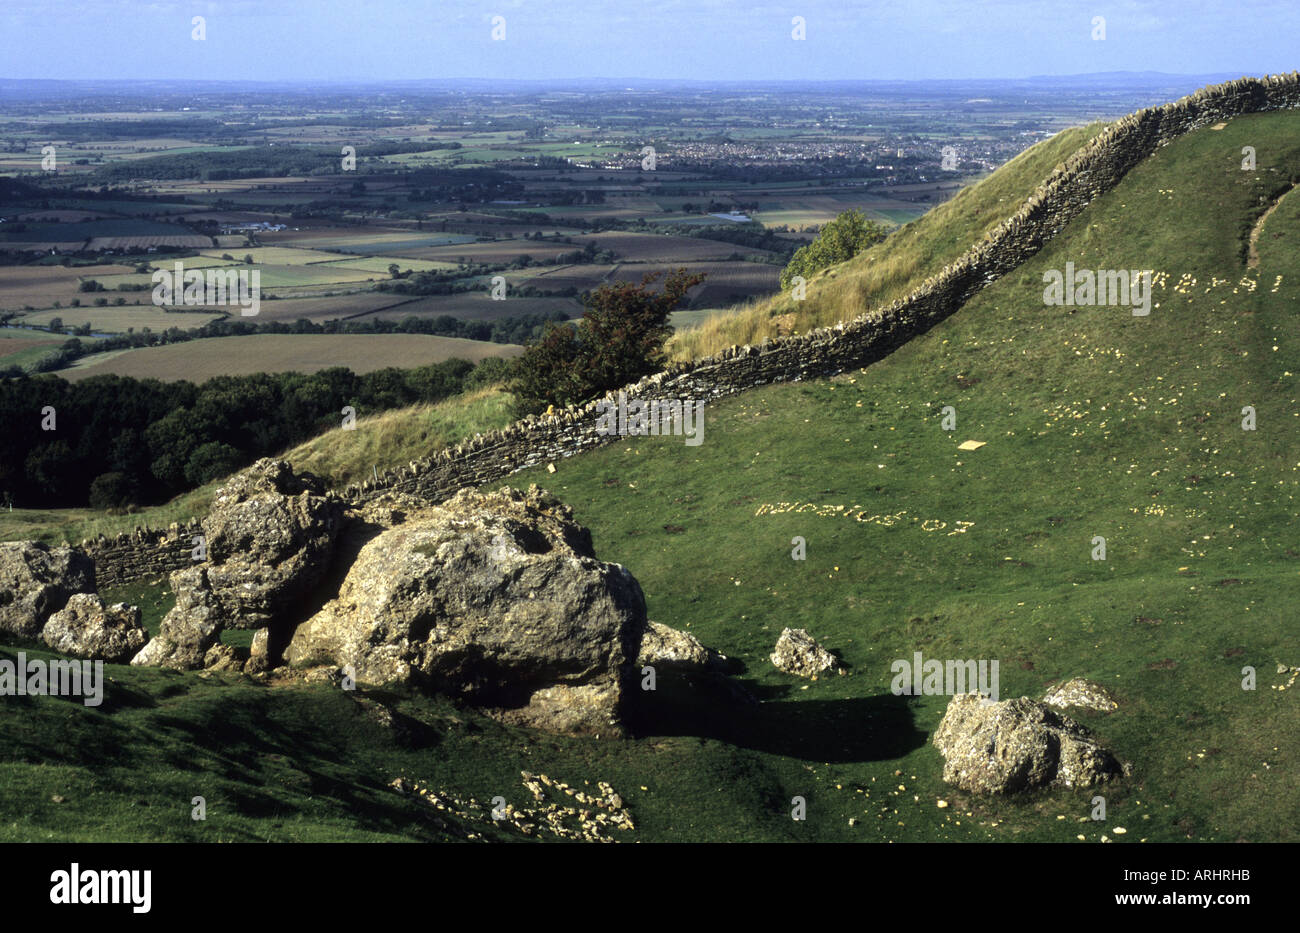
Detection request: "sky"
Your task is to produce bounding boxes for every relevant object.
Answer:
[2,0,1296,83]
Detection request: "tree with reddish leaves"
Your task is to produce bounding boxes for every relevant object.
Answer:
[511,267,704,414]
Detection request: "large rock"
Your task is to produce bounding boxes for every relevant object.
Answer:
[287,485,646,735]
[200,458,343,628]
[0,541,96,639]
[41,593,148,663]
[770,627,841,678]
[131,567,225,669]
[132,459,343,670]
[932,693,1126,794]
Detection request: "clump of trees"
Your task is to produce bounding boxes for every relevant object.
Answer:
[779,209,888,290]
[510,268,704,414]
[0,357,511,510]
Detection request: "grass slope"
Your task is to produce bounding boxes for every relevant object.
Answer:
[668,123,1104,361]
[3,112,1296,843]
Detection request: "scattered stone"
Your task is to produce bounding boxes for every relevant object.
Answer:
[391,771,634,842]
[636,620,726,671]
[932,693,1126,794]
[771,627,842,678]
[0,541,96,639]
[202,643,244,674]
[1043,677,1119,712]
[41,593,148,663]
[287,485,646,736]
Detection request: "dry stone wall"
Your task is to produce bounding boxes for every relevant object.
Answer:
[85,74,1300,585]
[82,521,204,587]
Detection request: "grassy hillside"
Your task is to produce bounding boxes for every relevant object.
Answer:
[3,110,1296,843]
[668,123,1104,361]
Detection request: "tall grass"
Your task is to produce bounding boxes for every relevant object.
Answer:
[667,123,1106,362]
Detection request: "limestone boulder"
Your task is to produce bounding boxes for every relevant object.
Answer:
[287,485,646,735]
[131,459,344,671]
[41,593,148,663]
[200,458,344,628]
[0,541,97,639]
[770,627,841,678]
[932,693,1126,794]
[1043,677,1119,712]
[131,566,225,670]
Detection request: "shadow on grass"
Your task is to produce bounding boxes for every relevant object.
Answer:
[625,671,926,763]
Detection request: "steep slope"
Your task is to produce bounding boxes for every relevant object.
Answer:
[499,107,1300,841]
[669,122,1104,361]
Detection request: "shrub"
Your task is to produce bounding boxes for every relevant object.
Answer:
[88,471,136,510]
[510,268,704,414]
[780,209,888,290]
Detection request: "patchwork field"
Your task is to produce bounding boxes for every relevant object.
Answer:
[0,329,64,368]
[0,263,137,310]
[570,230,777,262]
[357,292,582,322]
[18,306,224,333]
[609,260,780,304]
[60,333,522,382]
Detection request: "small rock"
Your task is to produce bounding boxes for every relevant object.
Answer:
[770,627,841,678]
[1043,677,1119,712]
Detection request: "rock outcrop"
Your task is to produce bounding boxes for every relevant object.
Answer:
[132,459,343,670]
[287,485,646,735]
[932,693,1126,794]
[131,567,225,670]
[770,627,841,678]
[0,541,97,639]
[198,458,344,628]
[41,593,148,663]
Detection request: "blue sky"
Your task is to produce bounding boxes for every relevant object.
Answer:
[3,0,1296,82]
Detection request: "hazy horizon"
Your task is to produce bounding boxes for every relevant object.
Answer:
[3,1,1295,83]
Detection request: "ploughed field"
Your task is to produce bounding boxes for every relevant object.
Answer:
[59,333,522,383]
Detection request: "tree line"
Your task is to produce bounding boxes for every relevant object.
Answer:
[3,309,570,376]
[0,357,511,510]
